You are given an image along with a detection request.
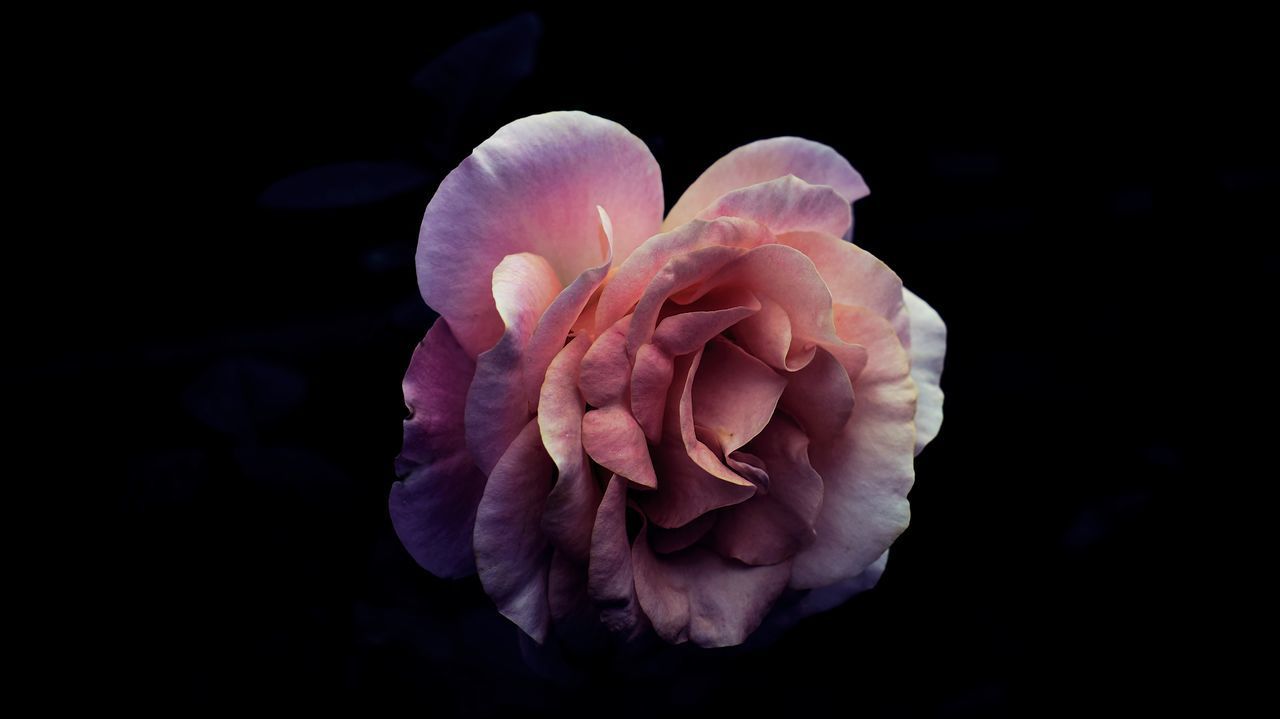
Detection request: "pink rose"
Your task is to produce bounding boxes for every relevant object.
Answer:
[391,111,946,647]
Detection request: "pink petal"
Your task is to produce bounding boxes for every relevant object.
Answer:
[696,175,853,238]
[709,415,823,566]
[632,526,792,647]
[730,297,815,371]
[637,351,756,527]
[581,405,657,489]
[418,111,663,357]
[647,512,718,554]
[630,343,674,444]
[595,217,769,334]
[473,420,556,642]
[523,206,615,409]
[587,475,647,638]
[790,305,917,589]
[777,230,909,346]
[778,347,855,440]
[692,337,787,456]
[465,253,561,475]
[663,136,868,232]
[537,336,599,564]
[904,288,947,454]
[390,319,488,578]
[578,314,631,408]
[651,293,761,356]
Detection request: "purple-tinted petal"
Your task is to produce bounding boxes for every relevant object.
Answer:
[778,347,855,440]
[390,319,487,578]
[537,335,599,563]
[588,475,647,638]
[582,405,657,489]
[691,337,787,456]
[474,420,556,641]
[632,526,792,647]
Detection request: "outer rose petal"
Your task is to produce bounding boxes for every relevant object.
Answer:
[588,475,647,638]
[465,253,560,475]
[904,288,947,454]
[390,319,487,578]
[663,136,868,232]
[418,111,663,357]
[696,175,853,238]
[632,525,792,647]
[790,305,918,589]
[474,420,556,642]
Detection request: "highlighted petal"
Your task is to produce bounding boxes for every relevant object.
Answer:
[474,420,555,642]
[465,253,560,475]
[790,305,917,589]
[697,175,853,238]
[418,111,663,356]
[630,343,674,444]
[664,136,868,232]
[390,319,487,578]
[904,288,946,454]
[632,526,792,647]
[778,230,908,345]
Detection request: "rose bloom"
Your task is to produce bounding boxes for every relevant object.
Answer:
[391,111,946,647]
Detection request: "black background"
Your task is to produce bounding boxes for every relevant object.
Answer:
[29,6,1203,715]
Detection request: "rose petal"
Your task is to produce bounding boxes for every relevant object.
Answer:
[548,549,588,622]
[390,319,487,578]
[904,288,947,454]
[730,297,815,372]
[474,420,556,642]
[578,314,632,408]
[630,343,674,444]
[696,175,853,238]
[647,512,718,554]
[538,335,599,563]
[638,351,756,527]
[588,475,647,638]
[692,337,787,456]
[582,405,658,489]
[790,305,917,589]
[663,136,868,232]
[651,294,761,356]
[418,111,663,356]
[523,206,615,409]
[709,415,823,566]
[632,525,792,647]
[777,230,908,346]
[596,217,768,333]
[778,347,855,440]
[465,252,561,475]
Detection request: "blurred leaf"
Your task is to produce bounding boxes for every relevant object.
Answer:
[183,357,307,437]
[413,12,542,146]
[258,161,432,210]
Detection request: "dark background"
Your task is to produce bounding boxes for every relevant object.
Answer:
[28,6,1210,715]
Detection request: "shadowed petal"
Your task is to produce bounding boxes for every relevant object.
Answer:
[664,136,868,232]
[538,336,599,563]
[904,288,947,454]
[697,175,852,238]
[418,111,663,356]
[778,347,854,440]
[790,305,917,589]
[710,416,823,566]
[588,475,647,638]
[578,315,632,408]
[474,420,556,642]
[465,253,561,475]
[390,319,487,578]
[632,526,792,647]
[630,343,674,444]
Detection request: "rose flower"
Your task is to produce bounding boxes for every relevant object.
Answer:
[391,111,946,647]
